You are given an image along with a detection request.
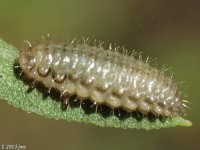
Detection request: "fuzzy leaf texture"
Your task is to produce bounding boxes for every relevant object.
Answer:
[0,38,192,130]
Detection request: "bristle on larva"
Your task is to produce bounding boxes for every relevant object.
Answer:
[17,37,187,117]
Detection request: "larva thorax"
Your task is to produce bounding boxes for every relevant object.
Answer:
[18,40,184,117]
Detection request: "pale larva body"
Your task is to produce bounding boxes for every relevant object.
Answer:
[18,40,184,117]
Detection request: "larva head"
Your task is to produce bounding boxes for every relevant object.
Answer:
[19,42,55,78]
[19,46,37,73]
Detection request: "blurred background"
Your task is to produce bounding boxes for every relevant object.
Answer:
[0,0,199,149]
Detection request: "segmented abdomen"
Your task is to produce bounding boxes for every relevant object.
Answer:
[19,42,182,117]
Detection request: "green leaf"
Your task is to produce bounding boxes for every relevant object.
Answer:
[0,38,192,130]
